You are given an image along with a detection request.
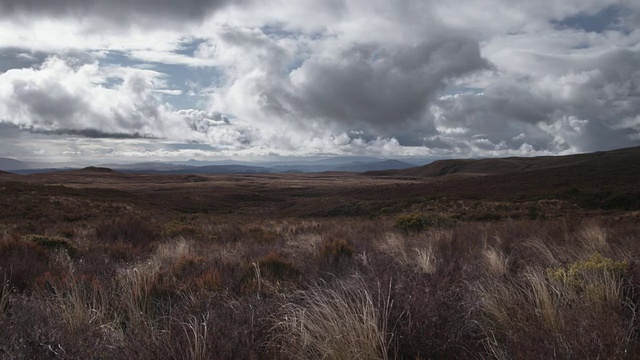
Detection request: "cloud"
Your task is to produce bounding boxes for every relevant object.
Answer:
[431,45,640,153]
[0,0,237,28]
[207,3,491,147]
[0,0,639,161]
[0,56,187,138]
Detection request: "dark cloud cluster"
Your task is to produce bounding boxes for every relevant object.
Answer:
[283,38,490,135]
[0,0,237,27]
[433,48,640,152]
[0,0,639,160]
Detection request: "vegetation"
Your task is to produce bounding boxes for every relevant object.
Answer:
[1,170,640,359]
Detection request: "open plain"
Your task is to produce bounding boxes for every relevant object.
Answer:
[1,147,640,359]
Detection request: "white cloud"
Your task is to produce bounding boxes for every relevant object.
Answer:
[0,0,639,161]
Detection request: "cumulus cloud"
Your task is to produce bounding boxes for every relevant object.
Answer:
[0,0,639,161]
[431,44,640,153]
[0,56,184,138]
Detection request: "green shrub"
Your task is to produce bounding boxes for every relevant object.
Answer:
[22,234,78,257]
[161,220,200,238]
[547,253,628,284]
[395,213,455,232]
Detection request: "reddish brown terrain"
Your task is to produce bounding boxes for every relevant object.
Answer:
[1,146,640,359]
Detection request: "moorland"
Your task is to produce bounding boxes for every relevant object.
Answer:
[1,146,640,359]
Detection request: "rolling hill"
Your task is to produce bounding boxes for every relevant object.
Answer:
[368,146,640,178]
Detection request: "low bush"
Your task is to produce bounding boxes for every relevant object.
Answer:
[321,239,354,262]
[23,234,78,257]
[255,252,299,282]
[395,213,455,232]
[95,216,158,246]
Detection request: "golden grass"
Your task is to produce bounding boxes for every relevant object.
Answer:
[38,273,108,331]
[272,278,394,360]
[523,268,562,332]
[482,247,508,277]
[377,232,409,266]
[579,222,609,254]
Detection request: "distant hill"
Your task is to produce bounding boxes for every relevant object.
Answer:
[175,165,271,174]
[0,157,29,171]
[335,159,416,172]
[79,166,117,173]
[103,162,189,172]
[368,146,640,178]
[361,146,640,209]
[113,164,272,174]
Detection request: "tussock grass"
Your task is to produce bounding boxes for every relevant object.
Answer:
[523,267,562,332]
[377,232,409,266]
[165,314,210,360]
[579,222,609,254]
[476,246,635,358]
[414,245,436,274]
[376,229,455,274]
[2,207,640,359]
[482,247,508,277]
[38,272,108,331]
[522,236,560,267]
[116,260,163,330]
[0,271,11,318]
[272,278,394,360]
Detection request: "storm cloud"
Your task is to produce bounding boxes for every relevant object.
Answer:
[0,0,638,161]
[0,0,237,27]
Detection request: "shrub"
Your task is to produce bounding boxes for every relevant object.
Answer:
[321,239,354,262]
[395,213,455,233]
[23,234,78,257]
[95,216,158,246]
[0,238,53,290]
[255,252,299,282]
[162,220,201,239]
[546,253,628,306]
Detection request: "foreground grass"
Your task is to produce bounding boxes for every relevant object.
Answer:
[1,213,640,359]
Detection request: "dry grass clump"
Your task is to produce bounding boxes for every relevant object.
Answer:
[36,272,108,331]
[579,222,609,254]
[476,246,635,358]
[0,271,11,319]
[2,192,640,359]
[546,252,628,308]
[376,229,454,274]
[482,246,508,277]
[283,232,322,259]
[165,314,210,360]
[272,278,394,360]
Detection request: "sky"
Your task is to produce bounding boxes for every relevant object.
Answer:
[0,0,638,163]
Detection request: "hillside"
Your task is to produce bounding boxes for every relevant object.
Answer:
[334,159,415,172]
[369,146,640,178]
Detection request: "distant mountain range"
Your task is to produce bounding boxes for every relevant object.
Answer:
[0,156,419,174]
[5,146,640,178]
[0,158,29,171]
